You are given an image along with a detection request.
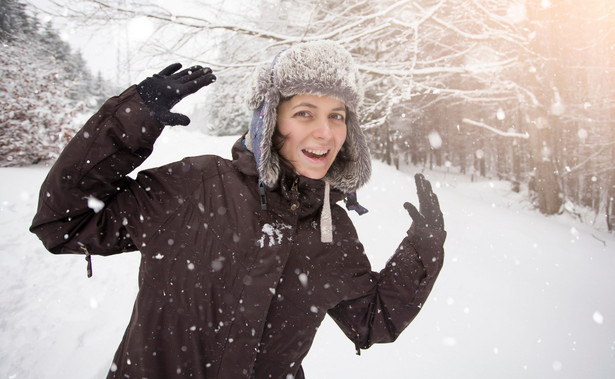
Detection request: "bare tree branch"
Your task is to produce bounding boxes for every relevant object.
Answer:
[462,118,530,138]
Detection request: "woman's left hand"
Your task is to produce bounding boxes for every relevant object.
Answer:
[403,173,444,230]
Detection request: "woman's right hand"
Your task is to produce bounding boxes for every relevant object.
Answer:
[137,63,216,126]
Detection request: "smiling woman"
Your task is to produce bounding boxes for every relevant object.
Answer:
[29,40,446,379]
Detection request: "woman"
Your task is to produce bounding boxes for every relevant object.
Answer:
[30,40,446,378]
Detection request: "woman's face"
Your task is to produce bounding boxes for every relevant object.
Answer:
[276,94,347,180]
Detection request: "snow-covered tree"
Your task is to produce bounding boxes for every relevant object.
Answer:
[0,0,103,166]
[22,0,615,226]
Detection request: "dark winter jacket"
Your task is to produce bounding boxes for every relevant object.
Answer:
[30,86,446,378]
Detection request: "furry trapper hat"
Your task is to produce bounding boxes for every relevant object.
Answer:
[245,40,371,193]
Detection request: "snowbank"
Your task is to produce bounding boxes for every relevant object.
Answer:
[1,128,614,378]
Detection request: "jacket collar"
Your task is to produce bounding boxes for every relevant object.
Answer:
[231,136,345,214]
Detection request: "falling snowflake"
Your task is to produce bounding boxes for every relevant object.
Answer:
[442,337,457,347]
[428,131,442,149]
[86,195,105,213]
[569,227,580,241]
[506,3,527,24]
[552,360,562,372]
[496,107,506,120]
[298,273,308,288]
[211,257,225,271]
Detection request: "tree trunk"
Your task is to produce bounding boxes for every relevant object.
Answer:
[383,122,392,165]
[535,161,562,215]
[512,139,521,192]
[496,135,506,179]
[459,141,467,175]
[528,116,563,215]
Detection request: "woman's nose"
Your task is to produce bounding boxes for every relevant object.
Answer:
[312,117,333,139]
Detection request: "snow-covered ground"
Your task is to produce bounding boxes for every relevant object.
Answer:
[1,127,614,378]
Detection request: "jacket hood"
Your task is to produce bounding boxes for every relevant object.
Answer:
[244,40,371,194]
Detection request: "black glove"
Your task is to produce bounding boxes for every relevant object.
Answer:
[137,63,216,126]
[404,173,444,230]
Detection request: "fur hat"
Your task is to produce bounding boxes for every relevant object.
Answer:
[245,40,371,193]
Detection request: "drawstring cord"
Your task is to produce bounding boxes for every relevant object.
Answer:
[320,180,333,243]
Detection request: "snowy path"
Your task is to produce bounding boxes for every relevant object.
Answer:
[1,129,614,378]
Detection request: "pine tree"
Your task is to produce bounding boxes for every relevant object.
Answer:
[0,0,99,166]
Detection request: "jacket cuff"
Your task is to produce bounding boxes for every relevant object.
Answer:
[113,85,164,142]
[407,224,446,277]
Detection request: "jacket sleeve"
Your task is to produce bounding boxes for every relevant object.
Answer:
[29,86,169,256]
[327,222,446,353]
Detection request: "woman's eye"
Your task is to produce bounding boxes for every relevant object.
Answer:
[330,113,345,121]
[295,111,311,118]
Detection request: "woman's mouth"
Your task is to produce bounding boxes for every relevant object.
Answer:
[302,148,329,160]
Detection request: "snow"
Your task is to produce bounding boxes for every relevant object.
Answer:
[86,195,105,213]
[427,131,443,150]
[259,222,291,248]
[1,127,614,378]
[126,16,156,42]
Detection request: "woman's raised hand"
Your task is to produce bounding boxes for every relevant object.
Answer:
[137,63,216,126]
[403,173,444,231]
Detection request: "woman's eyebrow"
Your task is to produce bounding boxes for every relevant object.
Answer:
[291,102,317,110]
[291,103,346,112]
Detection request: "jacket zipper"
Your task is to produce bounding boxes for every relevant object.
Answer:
[289,177,300,212]
[258,182,268,210]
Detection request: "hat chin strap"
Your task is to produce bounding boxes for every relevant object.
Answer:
[320,180,333,243]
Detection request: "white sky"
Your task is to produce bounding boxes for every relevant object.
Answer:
[27,0,121,82]
[26,0,248,86]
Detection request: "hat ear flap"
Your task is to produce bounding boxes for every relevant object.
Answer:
[325,109,371,193]
[257,90,282,189]
[247,63,271,110]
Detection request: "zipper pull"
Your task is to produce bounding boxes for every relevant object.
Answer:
[291,176,299,192]
[79,244,93,278]
[351,326,362,355]
[290,177,301,212]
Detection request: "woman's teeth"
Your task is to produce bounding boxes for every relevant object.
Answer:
[303,149,328,159]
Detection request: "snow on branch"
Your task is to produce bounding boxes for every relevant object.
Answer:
[358,57,517,77]
[412,1,525,45]
[461,118,529,139]
[83,0,413,45]
[561,142,615,177]
[294,0,411,42]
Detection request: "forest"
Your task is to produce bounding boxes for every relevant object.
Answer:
[0,0,118,165]
[2,0,614,230]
